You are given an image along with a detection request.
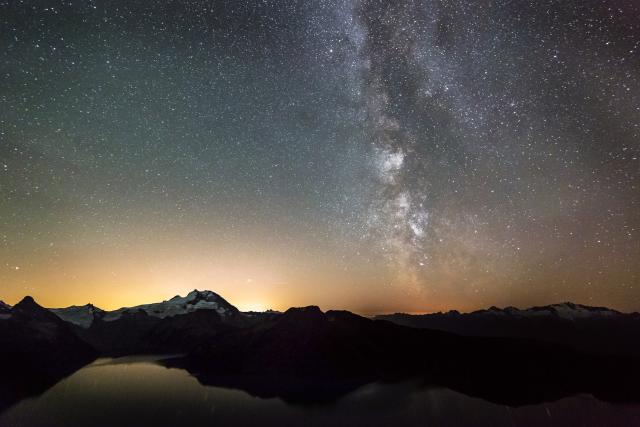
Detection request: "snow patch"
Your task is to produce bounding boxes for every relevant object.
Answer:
[50,304,104,328]
[476,302,621,321]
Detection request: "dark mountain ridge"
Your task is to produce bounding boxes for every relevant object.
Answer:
[375,302,640,356]
[0,300,10,314]
[0,296,97,412]
[168,305,640,405]
[3,293,640,409]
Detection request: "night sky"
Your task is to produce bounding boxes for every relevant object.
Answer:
[1,0,639,313]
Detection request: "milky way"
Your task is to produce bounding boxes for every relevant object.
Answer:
[1,0,639,312]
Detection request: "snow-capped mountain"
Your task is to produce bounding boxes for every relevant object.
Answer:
[50,304,105,328]
[375,302,640,356]
[50,290,241,329]
[472,302,622,320]
[66,290,249,355]
[102,289,239,322]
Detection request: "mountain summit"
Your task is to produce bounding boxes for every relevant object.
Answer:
[50,304,106,329]
[102,289,240,323]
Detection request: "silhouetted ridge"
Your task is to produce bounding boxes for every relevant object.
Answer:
[326,310,367,320]
[15,295,38,309]
[4,292,640,407]
[377,301,640,356]
[0,296,97,412]
[285,305,322,314]
[0,300,11,314]
[279,306,325,322]
[12,296,65,323]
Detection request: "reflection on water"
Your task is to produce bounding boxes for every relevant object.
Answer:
[1,356,639,427]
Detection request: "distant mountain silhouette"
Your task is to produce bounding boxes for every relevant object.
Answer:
[2,292,640,410]
[375,303,640,356]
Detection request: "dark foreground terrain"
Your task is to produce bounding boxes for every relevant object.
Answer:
[0,297,96,413]
[1,291,639,416]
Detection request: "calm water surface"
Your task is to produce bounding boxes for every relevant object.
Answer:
[1,356,639,427]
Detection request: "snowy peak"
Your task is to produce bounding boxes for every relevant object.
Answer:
[472,302,622,320]
[102,289,240,323]
[185,289,225,303]
[525,302,621,320]
[170,289,238,313]
[50,304,106,329]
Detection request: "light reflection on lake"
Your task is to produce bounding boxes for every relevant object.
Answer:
[1,356,639,427]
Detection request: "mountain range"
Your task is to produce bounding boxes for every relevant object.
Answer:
[1,291,640,410]
[49,290,243,329]
[375,302,640,356]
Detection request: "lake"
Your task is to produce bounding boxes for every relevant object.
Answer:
[1,355,638,427]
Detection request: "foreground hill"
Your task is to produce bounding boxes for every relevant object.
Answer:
[0,297,96,412]
[3,292,640,408]
[169,305,640,405]
[375,302,640,356]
